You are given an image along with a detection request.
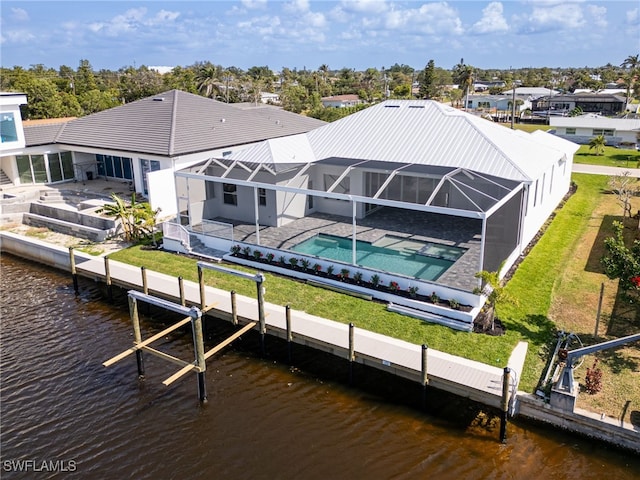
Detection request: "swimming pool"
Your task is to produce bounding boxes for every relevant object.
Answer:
[290,234,466,281]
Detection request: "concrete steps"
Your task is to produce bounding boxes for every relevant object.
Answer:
[0,170,12,186]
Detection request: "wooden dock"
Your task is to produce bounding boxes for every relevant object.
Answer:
[73,252,527,411]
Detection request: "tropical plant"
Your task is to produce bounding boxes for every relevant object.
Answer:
[408,285,419,298]
[97,193,160,242]
[301,259,311,270]
[588,135,607,156]
[473,268,516,332]
[353,271,363,283]
[430,291,439,303]
[340,268,350,279]
[370,274,380,287]
[449,298,460,310]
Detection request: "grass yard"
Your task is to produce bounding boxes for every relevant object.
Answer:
[574,145,640,168]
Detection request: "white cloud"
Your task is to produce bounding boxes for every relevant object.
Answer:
[586,5,607,29]
[340,0,388,15]
[11,7,29,22]
[1,29,35,44]
[89,7,148,36]
[284,0,310,14]
[519,3,586,33]
[147,10,180,26]
[627,8,639,24]
[471,2,509,34]
[241,0,268,10]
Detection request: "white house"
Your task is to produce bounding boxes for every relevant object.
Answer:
[0,90,325,215]
[550,114,640,147]
[0,92,28,186]
[466,94,531,113]
[168,100,578,319]
[321,95,363,108]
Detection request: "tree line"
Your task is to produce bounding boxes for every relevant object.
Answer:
[1,55,637,122]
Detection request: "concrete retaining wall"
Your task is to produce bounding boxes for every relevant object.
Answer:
[0,231,94,270]
[30,203,116,230]
[23,213,111,242]
[515,393,640,453]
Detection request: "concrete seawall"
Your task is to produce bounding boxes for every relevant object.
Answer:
[1,230,638,453]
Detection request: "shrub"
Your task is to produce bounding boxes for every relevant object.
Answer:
[266,253,275,262]
[242,246,252,257]
[408,285,419,298]
[289,257,299,268]
[231,245,241,255]
[449,298,460,310]
[584,359,603,394]
[326,265,335,276]
[371,274,380,286]
[278,256,286,265]
[301,259,311,270]
[253,250,263,260]
[388,281,399,291]
[430,291,439,303]
[340,268,350,279]
[353,271,363,283]
[313,263,322,273]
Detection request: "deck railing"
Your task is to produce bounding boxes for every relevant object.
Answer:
[190,219,234,242]
[162,222,190,250]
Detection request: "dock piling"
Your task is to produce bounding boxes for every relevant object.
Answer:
[104,256,113,302]
[286,305,292,364]
[178,276,185,306]
[231,290,238,325]
[349,323,355,385]
[69,247,78,294]
[193,309,207,402]
[129,296,145,377]
[256,273,266,355]
[421,344,429,409]
[500,367,511,443]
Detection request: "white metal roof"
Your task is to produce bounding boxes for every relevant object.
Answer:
[227,100,576,183]
[550,113,640,131]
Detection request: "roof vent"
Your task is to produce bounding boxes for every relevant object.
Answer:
[408,105,425,109]
[152,97,165,102]
[275,120,281,125]
[220,118,226,123]
[384,104,400,108]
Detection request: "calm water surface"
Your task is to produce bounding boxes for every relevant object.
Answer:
[1,254,639,479]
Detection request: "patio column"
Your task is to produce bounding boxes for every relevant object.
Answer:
[253,186,260,245]
[352,199,357,265]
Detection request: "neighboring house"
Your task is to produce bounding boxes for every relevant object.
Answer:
[550,113,640,147]
[532,93,627,116]
[321,95,363,108]
[0,92,28,186]
[260,92,280,104]
[502,87,559,102]
[465,94,531,113]
[169,100,578,311]
[0,90,325,215]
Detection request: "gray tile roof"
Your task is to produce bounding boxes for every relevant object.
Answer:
[53,90,325,156]
[24,122,68,146]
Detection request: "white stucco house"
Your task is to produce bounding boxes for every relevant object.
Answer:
[550,114,640,148]
[0,92,28,186]
[166,100,579,325]
[0,90,325,215]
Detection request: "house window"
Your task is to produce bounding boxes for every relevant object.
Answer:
[592,128,614,137]
[565,128,576,135]
[0,113,18,143]
[96,154,133,180]
[258,187,267,206]
[223,183,237,205]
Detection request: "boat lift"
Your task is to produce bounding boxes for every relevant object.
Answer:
[552,332,640,411]
[103,262,265,402]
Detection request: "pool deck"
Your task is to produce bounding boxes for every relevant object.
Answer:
[213,208,483,292]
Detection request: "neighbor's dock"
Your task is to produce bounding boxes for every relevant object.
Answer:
[67,245,526,412]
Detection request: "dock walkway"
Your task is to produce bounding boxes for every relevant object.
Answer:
[74,253,527,410]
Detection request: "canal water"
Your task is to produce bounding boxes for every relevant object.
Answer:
[1,254,638,479]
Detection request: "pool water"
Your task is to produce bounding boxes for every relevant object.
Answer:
[291,234,465,281]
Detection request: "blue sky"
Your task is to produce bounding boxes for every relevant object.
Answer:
[1,1,639,72]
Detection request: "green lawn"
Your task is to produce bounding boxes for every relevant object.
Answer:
[573,145,640,168]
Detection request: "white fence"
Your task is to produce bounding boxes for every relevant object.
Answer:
[190,219,234,241]
[162,222,190,250]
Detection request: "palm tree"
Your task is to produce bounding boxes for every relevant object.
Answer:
[473,268,515,332]
[454,59,474,110]
[588,135,607,156]
[621,54,639,109]
[195,64,221,98]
